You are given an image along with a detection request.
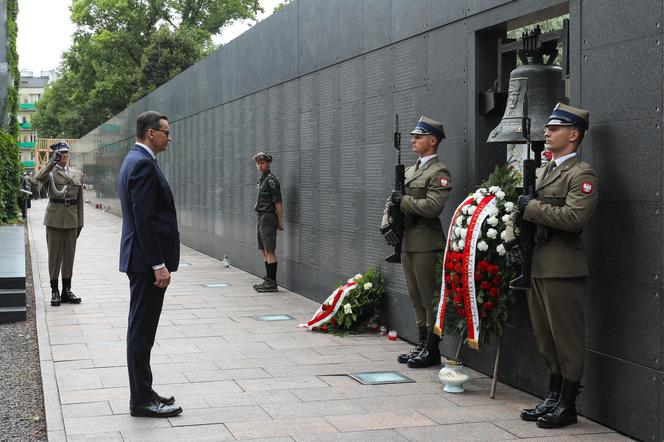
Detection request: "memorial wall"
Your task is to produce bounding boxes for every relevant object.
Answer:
[76,1,663,439]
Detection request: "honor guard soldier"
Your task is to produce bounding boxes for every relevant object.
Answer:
[382,116,452,368]
[515,104,598,428]
[36,141,83,306]
[252,152,284,292]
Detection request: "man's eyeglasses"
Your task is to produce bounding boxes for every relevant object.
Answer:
[152,129,170,137]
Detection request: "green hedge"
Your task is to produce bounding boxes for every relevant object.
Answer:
[1,0,21,223]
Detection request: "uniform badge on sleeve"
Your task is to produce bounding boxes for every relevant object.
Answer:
[440,177,448,187]
[269,179,276,189]
[581,181,593,194]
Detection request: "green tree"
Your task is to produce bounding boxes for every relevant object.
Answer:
[273,0,291,13]
[33,0,262,139]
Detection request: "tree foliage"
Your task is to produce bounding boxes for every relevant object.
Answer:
[33,0,262,139]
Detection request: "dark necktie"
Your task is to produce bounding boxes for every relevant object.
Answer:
[544,161,556,177]
[415,159,421,170]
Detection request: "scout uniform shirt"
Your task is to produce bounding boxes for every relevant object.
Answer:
[523,155,598,278]
[36,161,84,229]
[254,170,282,212]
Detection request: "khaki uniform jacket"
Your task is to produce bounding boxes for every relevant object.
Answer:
[382,158,452,252]
[36,162,84,229]
[523,156,598,278]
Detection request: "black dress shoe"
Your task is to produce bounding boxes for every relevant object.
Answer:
[255,278,278,292]
[536,380,580,429]
[130,400,182,418]
[521,393,559,421]
[152,391,175,405]
[407,331,441,368]
[398,326,427,364]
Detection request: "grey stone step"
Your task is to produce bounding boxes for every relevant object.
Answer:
[0,306,26,323]
[0,276,26,290]
[0,289,26,307]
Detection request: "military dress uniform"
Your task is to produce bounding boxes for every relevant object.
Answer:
[35,142,83,306]
[253,151,282,292]
[517,104,598,429]
[382,116,452,369]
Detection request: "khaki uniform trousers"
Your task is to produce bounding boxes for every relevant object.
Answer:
[529,277,586,382]
[46,227,78,280]
[402,250,439,329]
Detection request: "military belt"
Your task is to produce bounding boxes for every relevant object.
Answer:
[49,197,78,206]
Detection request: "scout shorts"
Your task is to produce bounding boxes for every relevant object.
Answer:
[257,212,278,250]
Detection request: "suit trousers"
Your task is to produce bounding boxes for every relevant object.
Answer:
[402,250,439,329]
[126,272,166,405]
[46,227,78,280]
[529,277,586,382]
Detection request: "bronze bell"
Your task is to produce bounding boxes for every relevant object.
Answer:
[487,62,567,143]
[488,24,568,144]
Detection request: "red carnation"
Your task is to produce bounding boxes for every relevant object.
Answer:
[477,260,489,271]
[480,281,491,291]
[483,300,495,310]
[492,277,503,287]
[481,312,488,320]
[320,325,328,332]
[456,286,463,295]
[489,287,500,298]
[453,295,462,304]
[488,265,500,275]
[330,317,338,325]
[474,271,482,281]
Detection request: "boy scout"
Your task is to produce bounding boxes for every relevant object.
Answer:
[516,104,598,429]
[36,142,84,306]
[381,116,452,368]
[252,152,283,292]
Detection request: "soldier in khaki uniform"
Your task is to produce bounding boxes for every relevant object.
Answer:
[515,104,598,429]
[36,142,83,306]
[382,116,452,368]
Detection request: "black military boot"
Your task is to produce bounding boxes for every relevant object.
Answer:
[536,380,580,428]
[521,374,562,421]
[61,278,82,304]
[398,326,427,363]
[407,330,441,368]
[50,279,60,306]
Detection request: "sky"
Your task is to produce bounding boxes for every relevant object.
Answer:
[16,0,283,75]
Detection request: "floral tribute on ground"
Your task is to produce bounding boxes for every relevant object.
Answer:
[434,165,520,349]
[299,267,385,333]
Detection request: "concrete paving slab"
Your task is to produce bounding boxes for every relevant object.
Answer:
[26,199,625,441]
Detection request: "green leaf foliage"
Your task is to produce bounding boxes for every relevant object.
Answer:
[33,0,262,139]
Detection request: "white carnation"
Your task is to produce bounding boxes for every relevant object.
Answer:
[486,228,498,239]
[504,202,515,213]
[502,214,510,223]
[500,230,507,240]
[467,206,476,215]
[343,303,353,314]
[354,273,363,280]
[457,240,465,251]
[347,278,355,283]
[487,216,499,227]
[455,216,464,227]
[496,244,506,256]
[454,227,462,237]
[461,205,469,215]
[489,186,500,194]
[489,206,499,217]
[363,282,373,290]
[460,228,467,239]
[477,241,489,252]
[495,190,505,200]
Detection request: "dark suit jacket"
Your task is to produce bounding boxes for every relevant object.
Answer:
[119,144,180,273]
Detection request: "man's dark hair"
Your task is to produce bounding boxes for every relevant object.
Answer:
[136,111,168,138]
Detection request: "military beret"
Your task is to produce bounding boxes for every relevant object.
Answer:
[50,141,70,152]
[410,116,446,140]
[545,103,589,132]
[253,151,273,162]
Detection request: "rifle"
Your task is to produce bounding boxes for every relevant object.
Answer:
[504,94,538,291]
[380,114,405,263]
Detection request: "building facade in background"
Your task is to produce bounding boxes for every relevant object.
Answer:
[18,70,50,171]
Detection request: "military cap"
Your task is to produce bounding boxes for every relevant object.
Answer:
[545,103,589,132]
[410,116,446,140]
[50,141,70,152]
[252,151,273,162]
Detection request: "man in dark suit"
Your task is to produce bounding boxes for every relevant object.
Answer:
[119,111,182,418]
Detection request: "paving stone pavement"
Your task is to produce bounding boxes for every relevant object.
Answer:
[26,199,628,441]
